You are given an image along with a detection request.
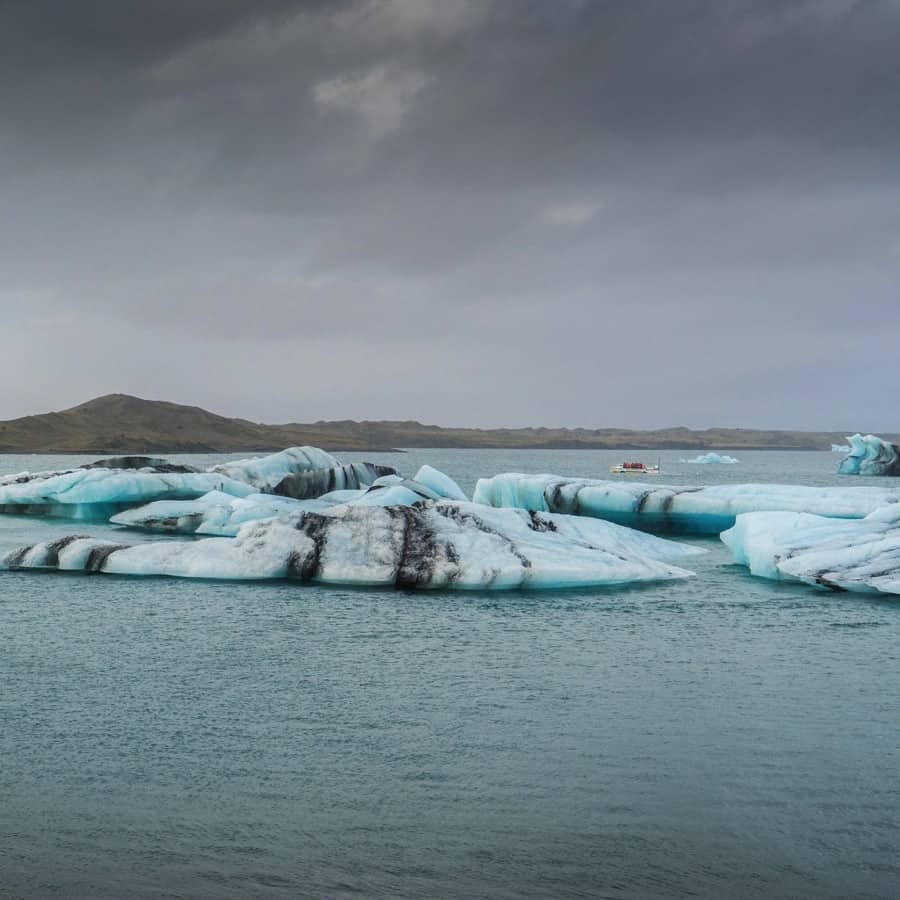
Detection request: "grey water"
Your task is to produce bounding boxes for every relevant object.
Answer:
[1,450,898,899]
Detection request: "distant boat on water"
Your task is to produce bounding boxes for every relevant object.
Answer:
[610,460,660,475]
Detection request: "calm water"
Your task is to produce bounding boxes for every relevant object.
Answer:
[1,450,898,899]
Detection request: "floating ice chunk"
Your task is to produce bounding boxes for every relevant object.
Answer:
[2,501,703,590]
[837,434,900,476]
[272,462,396,499]
[721,506,900,595]
[0,459,254,521]
[110,490,330,536]
[831,444,851,453]
[208,446,339,491]
[680,452,739,465]
[472,473,900,534]
[412,465,469,501]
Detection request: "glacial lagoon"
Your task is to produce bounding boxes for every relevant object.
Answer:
[1,449,898,899]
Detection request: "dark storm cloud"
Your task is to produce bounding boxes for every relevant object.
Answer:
[0,0,897,428]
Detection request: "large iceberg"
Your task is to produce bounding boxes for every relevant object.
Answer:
[473,473,900,534]
[681,452,739,465]
[722,506,900,595]
[837,434,900,476]
[0,457,254,521]
[4,501,703,590]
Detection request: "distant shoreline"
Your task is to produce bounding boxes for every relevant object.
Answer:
[0,394,889,455]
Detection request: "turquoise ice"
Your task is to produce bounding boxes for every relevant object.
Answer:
[837,433,900,476]
[473,473,900,534]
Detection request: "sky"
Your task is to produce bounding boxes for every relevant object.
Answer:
[0,0,897,430]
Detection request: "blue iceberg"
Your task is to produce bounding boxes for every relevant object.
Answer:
[4,501,704,590]
[721,505,900,596]
[680,452,739,465]
[837,434,900,476]
[209,446,340,491]
[472,473,900,534]
[0,457,254,521]
[0,447,356,521]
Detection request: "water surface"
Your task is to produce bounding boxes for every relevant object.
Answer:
[1,450,898,899]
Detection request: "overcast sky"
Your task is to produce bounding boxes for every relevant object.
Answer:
[0,0,897,429]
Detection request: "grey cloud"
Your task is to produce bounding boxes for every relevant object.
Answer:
[0,0,897,428]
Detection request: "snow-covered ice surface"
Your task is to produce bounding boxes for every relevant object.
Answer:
[3,501,703,590]
[837,434,900,476]
[473,473,900,534]
[680,453,739,465]
[721,506,900,595]
[0,457,254,520]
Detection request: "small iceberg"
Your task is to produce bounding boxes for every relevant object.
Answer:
[837,434,900,477]
[721,505,900,596]
[680,452,739,465]
[272,462,397,499]
[208,446,340,491]
[831,444,851,453]
[4,501,704,590]
[473,473,900,534]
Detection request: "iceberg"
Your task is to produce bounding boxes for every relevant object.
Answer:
[110,466,468,535]
[721,506,900,595]
[0,446,358,521]
[0,457,254,521]
[209,446,339,491]
[109,490,331,535]
[681,452,739,465]
[837,434,900,476]
[472,473,900,534]
[412,465,469,501]
[3,501,704,590]
[831,444,851,453]
[272,462,397,499]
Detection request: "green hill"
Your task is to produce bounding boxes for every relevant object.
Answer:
[0,394,890,454]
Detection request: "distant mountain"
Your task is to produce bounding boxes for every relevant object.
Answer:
[0,394,891,454]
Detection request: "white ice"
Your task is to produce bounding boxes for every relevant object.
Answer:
[110,466,469,535]
[109,490,330,535]
[837,434,900,476]
[721,505,900,595]
[473,473,900,534]
[680,452,739,465]
[3,500,704,590]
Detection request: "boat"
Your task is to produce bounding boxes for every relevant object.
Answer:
[609,460,660,475]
